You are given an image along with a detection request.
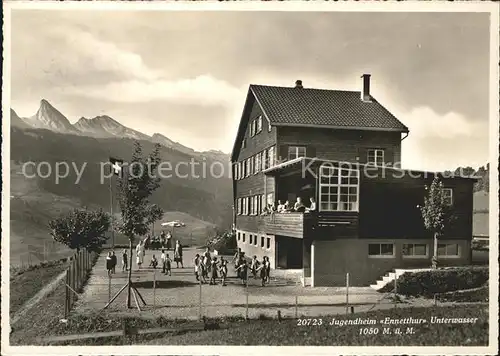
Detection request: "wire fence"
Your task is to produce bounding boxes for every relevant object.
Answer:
[100,270,402,320]
[64,248,100,318]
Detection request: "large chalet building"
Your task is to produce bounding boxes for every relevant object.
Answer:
[230,75,475,286]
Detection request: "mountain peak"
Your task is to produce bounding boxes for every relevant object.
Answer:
[23,100,79,134]
[93,115,121,126]
[10,108,31,129]
[39,99,58,112]
[74,114,149,140]
[151,133,196,155]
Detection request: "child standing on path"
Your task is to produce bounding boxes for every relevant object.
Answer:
[122,250,128,272]
[161,249,167,273]
[161,250,172,275]
[111,251,117,274]
[250,255,260,279]
[105,251,113,277]
[174,241,184,268]
[194,254,201,281]
[165,254,172,276]
[202,250,211,281]
[209,257,219,285]
[235,260,248,286]
[219,257,228,286]
[264,256,271,282]
[256,257,267,286]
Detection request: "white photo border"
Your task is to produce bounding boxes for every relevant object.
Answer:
[1,1,499,356]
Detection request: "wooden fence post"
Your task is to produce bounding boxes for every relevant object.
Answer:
[79,250,83,283]
[77,252,81,288]
[295,295,298,319]
[245,281,249,320]
[153,270,156,309]
[65,269,70,318]
[198,277,202,320]
[79,252,82,288]
[394,271,398,309]
[68,262,72,308]
[108,273,112,302]
[346,272,350,315]
[72,258,76,304]
[75,254,79,291]
[82,250,85,280]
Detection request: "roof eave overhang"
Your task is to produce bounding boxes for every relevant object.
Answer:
[263,157,479,182]
[230,88,253,162]
[271,122,409,133]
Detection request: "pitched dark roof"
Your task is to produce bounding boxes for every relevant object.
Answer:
[250,84,409,132]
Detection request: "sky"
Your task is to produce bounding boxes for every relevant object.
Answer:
[10,10,492,171]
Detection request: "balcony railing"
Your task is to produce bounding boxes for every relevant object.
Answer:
[236,211,358,239]
[261,212,311,239]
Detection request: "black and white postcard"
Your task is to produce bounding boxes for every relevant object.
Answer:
[1,1,499,355]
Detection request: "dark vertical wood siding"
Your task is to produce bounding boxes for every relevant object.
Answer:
[234,96,277,232]
[277,127,402,167]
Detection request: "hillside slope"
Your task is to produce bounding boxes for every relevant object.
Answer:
[10,161,222,265]
[10,127,233,228]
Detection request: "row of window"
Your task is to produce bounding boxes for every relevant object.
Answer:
[234,146,276,180]
[237,194,274,215]
[249,116,263,137]
[242,116,270,149]
[368,243,460,258]
[237,231,272,250]
[240,143,390,169]
[286,147,386,165]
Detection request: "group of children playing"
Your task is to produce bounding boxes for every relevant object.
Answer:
[232,249,271,287]
[146,250,174,276]
[106,247,271,287]
[193,248,229,286]
[106,250,130,276]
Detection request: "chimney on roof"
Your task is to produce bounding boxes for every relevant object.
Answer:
[361,74,371,102]
[295,80,303,89]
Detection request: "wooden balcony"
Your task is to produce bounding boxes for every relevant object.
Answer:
[236,213,313,239]
[263,213,311,238]
[235,212,359,240]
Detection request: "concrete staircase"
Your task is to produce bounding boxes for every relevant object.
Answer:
[370,268,433,291]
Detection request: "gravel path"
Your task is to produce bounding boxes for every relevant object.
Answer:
[73,248,387,319]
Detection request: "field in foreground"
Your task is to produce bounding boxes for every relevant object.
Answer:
[10,261,68,314]
[28,304,488,346]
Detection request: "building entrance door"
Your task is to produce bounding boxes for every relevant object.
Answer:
[276,235,303,269]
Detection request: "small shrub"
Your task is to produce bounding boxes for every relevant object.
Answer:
[379,267,489,297]
[207,231,237,255]
[437,284,489,303]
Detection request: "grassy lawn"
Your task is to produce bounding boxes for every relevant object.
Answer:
[153,305,489,346]
[37,304,488,346]
[10,282,67,345]
[10,261,68,314]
